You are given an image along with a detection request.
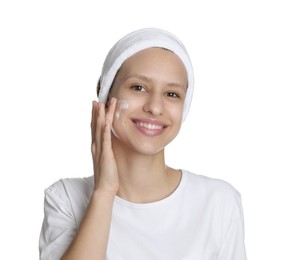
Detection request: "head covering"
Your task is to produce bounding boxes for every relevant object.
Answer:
[97,27,194,121]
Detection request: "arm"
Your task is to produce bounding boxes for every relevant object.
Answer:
[61,99,118,260]
[39,183,78,260]
[61,189,115,260]
[217,193,247,260]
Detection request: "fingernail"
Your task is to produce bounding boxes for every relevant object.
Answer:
[110,97,115,104]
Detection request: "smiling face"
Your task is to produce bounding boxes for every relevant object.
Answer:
[108,47,188,155]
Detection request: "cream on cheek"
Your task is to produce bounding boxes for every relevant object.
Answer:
[115,100,129,120]
[112,100,129,139]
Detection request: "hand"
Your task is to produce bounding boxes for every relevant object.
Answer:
[91,98,119,194]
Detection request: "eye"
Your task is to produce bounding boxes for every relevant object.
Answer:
[166,92,180,98]
[131,85,146,92]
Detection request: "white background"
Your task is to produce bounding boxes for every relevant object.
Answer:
[0,0,288,259]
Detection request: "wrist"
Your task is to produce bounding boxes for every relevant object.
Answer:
[91,188,117,202]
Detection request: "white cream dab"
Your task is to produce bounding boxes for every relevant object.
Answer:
[115,100,129,119]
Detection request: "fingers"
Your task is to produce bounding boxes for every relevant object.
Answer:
[91,101,98,145]
[95,102,105,158]
[90,98,119,193]
[106,97,117,125]
[102,119,112,153]
[91,97,117,139]
[91,97,117,158]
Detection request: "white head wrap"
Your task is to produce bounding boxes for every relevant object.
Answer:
[97,27,194,121]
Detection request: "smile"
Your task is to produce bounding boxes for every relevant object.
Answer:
[135,121,163,130]
[132,119,167,137]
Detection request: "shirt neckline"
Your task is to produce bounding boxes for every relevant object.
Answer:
[114,170,187,209]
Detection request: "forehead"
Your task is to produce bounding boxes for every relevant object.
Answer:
[117,47,187,81]
[121,47,183,66]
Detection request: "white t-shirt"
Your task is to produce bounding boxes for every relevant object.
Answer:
[39,170,247,260]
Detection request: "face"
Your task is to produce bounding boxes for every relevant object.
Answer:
[109,47,188,155]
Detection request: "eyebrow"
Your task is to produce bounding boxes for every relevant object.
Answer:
[123,74,187,89]
[123,74,152,82]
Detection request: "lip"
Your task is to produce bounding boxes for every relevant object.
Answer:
[132,118,168,137]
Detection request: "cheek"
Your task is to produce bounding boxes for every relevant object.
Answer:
[113,97,142,121]
[169,102,184,120]
[112,100,130,139]
[114,100,129,120]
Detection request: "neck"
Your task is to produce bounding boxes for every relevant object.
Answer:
[112,137,181,203]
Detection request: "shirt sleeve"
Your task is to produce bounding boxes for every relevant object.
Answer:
[39,181,77,260]
[217,193,247,260]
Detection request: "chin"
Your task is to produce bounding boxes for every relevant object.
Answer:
[112,134,165,156]
[135,143,165,156]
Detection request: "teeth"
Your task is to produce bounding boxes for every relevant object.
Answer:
[137,122,162,130]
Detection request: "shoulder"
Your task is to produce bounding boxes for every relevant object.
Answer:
[181,170,243,210]
[44,176,94,224]
[182,170,240,195]
[45,175,94,198]
[44,176,94,210]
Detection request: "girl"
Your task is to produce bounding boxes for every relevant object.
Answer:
[39,27,247,260]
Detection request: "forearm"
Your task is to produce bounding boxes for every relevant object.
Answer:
[61,189,115,260]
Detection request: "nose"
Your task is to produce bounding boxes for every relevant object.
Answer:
[143,92,164,116]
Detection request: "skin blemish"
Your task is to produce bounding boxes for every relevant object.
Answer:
[115,100,129,119]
